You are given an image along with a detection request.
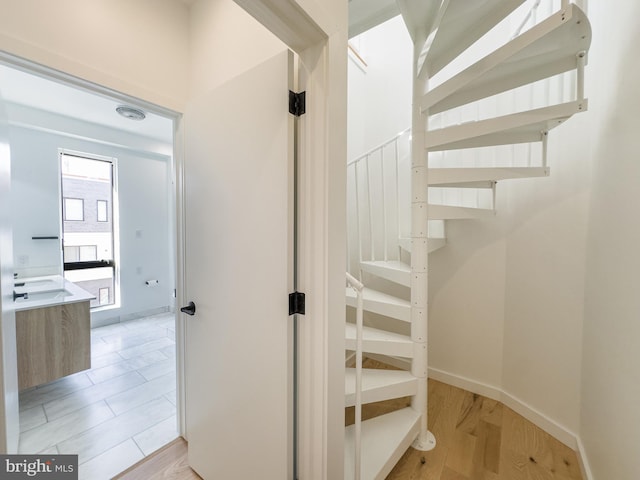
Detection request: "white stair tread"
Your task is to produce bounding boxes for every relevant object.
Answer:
[425,100,586,151]
[360,260,411,287]
[398,237,446,254]
[346,286,410,322]
[429,204,496,220]
[345,323,413,358]
[422,4,591,114]
[345,368,417,407]
[429,166,549,187]
[345,407,421,480]
[417,0,526,78]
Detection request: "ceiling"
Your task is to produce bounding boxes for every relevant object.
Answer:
[0,64,174,144]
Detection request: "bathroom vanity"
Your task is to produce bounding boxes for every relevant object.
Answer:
[14,275,94,390]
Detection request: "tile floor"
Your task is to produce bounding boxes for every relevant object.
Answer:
[18,312,178,480]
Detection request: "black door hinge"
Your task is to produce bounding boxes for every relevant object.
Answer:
[289,291,305,315]
[289,91,306,117]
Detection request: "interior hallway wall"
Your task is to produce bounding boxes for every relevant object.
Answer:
[347,16,412,161]
[0,0,189,111]
[580,0,640,477]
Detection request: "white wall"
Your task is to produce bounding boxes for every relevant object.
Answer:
[8,106,174,325]
[0,0,190,111]
[580,1,640,478]
[189,0,285,99]
[348,16,412,161]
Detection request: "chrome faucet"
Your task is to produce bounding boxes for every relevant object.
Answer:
[13,291,28,301]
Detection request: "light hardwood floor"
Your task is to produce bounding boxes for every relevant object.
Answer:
[114,438,201,480]
[129,361,583,480]
[346,360,583,480]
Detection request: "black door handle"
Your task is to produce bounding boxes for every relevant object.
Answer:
[180,301,196,316]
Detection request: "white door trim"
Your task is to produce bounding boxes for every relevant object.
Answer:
[232,2,347,478]
[0,50,184,453]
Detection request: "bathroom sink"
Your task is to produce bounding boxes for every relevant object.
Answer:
[18,279,56,287]
[14,289,72,303]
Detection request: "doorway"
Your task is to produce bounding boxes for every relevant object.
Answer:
[1,62,180,479]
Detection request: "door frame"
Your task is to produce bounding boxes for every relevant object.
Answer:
[0,48,183,450]
[230,2,347,478]
[0,1,346,477]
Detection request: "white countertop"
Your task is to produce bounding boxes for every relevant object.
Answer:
[13,275,95,311]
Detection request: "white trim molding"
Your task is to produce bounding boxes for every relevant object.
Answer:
[576,436,594,480]
[428,366,593,480]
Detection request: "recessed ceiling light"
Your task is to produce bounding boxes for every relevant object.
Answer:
[116,105,146,121]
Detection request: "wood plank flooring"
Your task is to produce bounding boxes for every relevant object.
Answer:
[114,438,201,480]
[124,358,583,480]
[346,360,583,480]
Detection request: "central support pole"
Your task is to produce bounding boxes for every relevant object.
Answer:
[410,36,436,452]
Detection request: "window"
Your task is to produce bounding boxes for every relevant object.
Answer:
[64,198,84,221]
[61,152,117,309]
[63,245,98,262]
[97,200,108,222]
[99,287,110,306]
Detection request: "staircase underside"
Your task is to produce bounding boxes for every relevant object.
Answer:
[416,0,526,78]
[422,4,591,114]
[348,0,399,38]
[425,100,586,151]
[429,166,549,187]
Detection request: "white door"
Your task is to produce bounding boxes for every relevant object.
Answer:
[0,86,19,453]
[183,51,293,479]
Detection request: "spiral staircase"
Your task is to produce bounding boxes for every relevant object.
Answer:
[344,1,591,478]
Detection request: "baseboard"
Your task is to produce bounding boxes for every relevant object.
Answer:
[91,306,172,328]
[428,367,502,402]
[500,391,577,449]
[428,367,580,452]
[576,436,594,480]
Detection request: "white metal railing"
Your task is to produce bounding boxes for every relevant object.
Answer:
[346,272,364,480]
[347,128,410,274]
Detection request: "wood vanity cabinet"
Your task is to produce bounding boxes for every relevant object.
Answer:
[16,301,91,390]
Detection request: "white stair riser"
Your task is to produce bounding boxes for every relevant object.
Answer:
[429,167,550,186]
[429,205,496,220]
[360,261,410,287]
[346,338,413,359]
[345,370,418,407]
[346,295,410,323]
